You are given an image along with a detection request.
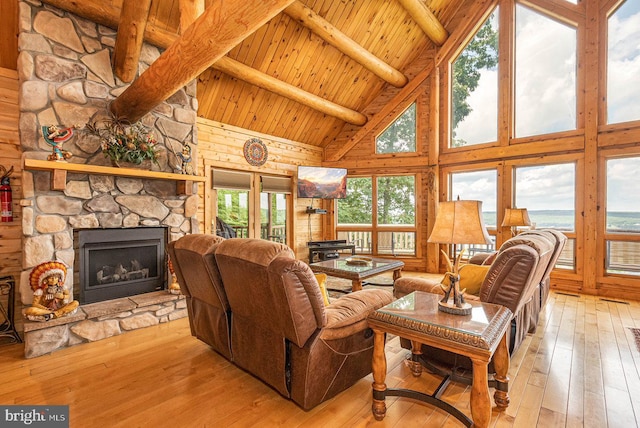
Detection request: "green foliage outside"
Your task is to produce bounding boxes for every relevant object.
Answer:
[338,176,415,225]
[217,189,248,227]
[376,103,416,153]
[451,12,499,147]
[338,177,372,224]
[377,176,415,225]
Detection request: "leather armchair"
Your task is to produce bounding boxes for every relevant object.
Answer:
[214,238,394,410]
[167,234,231,360]
[394,230,559,376]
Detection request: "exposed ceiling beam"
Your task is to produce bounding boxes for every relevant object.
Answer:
[178,0,205,35]
[111,0,298,123]
[283,1,408,88]
[112,0,152,83]
[41,0,366,126]
[213,56,367,125]
[396,0,449,46]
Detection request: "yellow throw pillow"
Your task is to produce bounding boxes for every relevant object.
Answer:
[458,264,490,296]
[314,273,330,306]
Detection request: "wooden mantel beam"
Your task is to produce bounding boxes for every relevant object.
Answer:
[283,1,408,88]
[111,0,297,123]
[112,0,152,83]
[396,0,448,46]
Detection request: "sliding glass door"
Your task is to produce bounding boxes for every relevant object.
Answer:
[212,168,291,245]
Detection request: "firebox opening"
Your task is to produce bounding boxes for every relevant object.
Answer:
[74,227,168,304]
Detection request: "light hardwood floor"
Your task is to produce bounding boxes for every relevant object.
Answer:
[0,291,639,427]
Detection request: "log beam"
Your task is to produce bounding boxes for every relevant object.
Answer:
[112,0,152,83]
[284,1,408,88]
[42,0,366,126]
[178,0,205,34]
[213,56,367,126]
[396,0,448,46]
[110,0,297,123]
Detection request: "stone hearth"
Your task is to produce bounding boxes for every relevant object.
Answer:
[23,291,186,358]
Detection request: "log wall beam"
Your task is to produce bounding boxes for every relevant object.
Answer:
[112,0,152,83]
[284,1,408,88]
[396,0,449,46]
[110,0,297,123]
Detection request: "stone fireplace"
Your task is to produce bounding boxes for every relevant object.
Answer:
[16,2,200,357]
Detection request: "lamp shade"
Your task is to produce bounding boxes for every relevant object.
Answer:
[427,200,492,245]
[501,208,532,227]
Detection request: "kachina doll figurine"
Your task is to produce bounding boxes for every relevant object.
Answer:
[24,261,79,322]
[177,143,195,175]
[42,124,75,161]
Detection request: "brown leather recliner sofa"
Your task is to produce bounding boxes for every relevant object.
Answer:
[393,229,565,375]
[167,234,231,360]
[168,236,394,410]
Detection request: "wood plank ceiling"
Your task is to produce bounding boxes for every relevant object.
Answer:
[41,0,465,155]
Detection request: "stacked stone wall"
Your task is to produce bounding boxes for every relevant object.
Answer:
[16,0,198,353]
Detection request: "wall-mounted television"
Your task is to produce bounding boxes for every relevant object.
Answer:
[297,166,347,199]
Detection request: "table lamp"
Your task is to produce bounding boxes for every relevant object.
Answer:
[501,208,531,236]
[428,199,491,315]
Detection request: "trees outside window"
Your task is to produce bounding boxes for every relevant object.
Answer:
[451,8,499,147]
[376,103,416,154]
[337,175,416,256]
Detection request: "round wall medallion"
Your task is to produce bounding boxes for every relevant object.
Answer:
[243,138,268,166]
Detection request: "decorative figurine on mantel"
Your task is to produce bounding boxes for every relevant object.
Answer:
[42,124,75,161]
[24,261,79,322]
[177,143,195,175]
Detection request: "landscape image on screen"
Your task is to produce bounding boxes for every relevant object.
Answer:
[297,166,347,199]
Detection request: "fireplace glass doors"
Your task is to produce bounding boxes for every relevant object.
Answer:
[75,227,167,304]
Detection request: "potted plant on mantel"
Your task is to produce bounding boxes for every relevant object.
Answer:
[83,114,159,169]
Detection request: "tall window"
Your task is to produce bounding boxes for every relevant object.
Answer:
[605,156,640,276]
[607,0,640,124]
[514,163,575,269]
[450,169,498,228]
[376,103,416,153]
[337,175,416,256]
[449,169,498,254]
[450,8,499,147]
[515,4,576,137]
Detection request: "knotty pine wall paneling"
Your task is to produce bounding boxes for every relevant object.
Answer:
[196,118,324,260]
[0,67,22,299]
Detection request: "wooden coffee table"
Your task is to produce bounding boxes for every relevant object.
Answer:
[368,291,512,428]
[309,256,404,292]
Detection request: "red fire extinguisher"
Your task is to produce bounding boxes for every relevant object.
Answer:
[0,165,14,222]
